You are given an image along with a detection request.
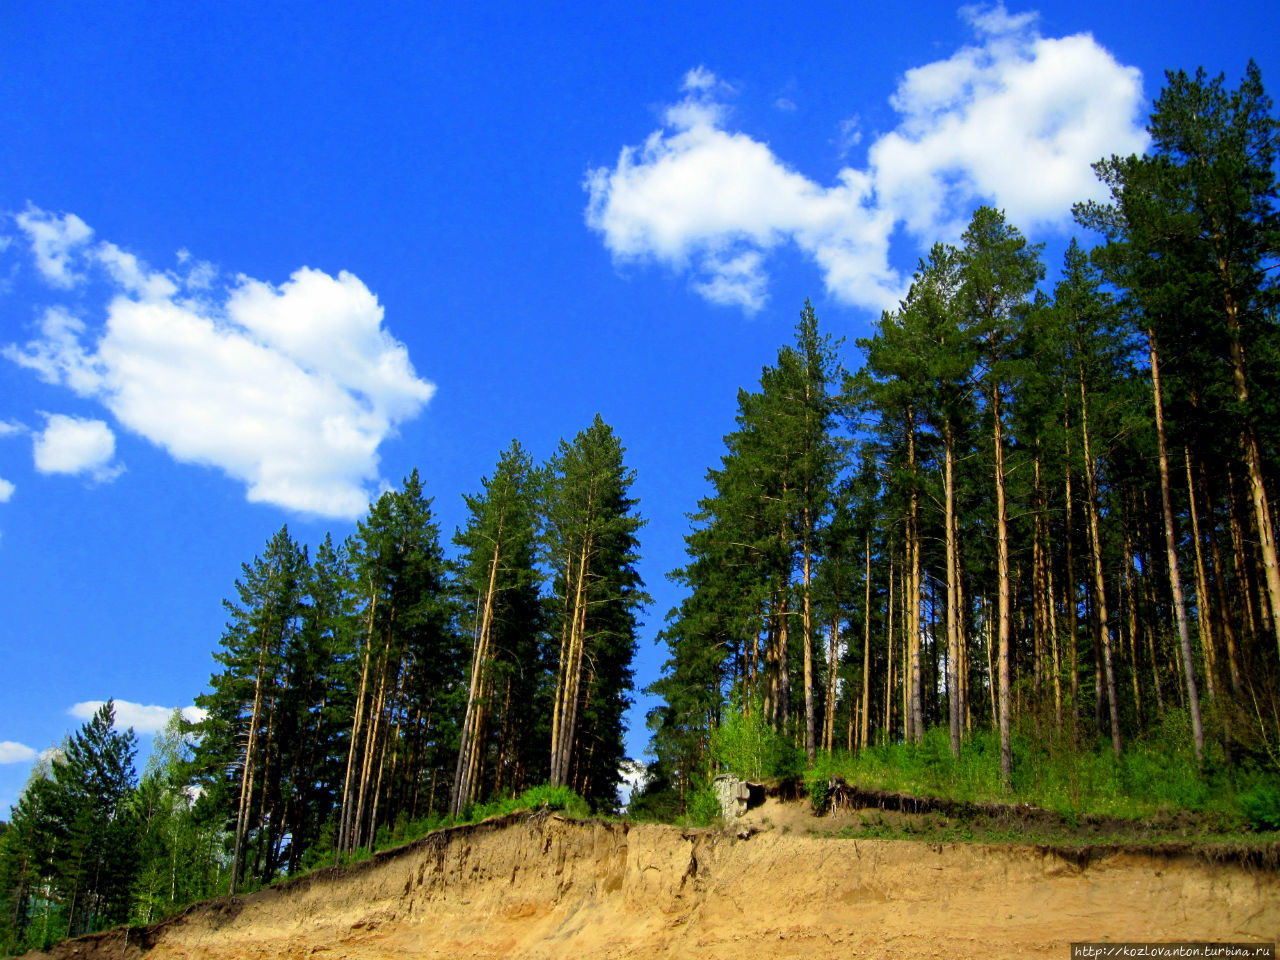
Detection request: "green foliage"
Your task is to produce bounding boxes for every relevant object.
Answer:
[1238,783,1280,832]
[467,784,591,823]
[682,788,723,828]
[710,708,802,782]
[0,702,142,953]
[805,773,830,814]
[804,716,1272,827]
[543,416,648,808]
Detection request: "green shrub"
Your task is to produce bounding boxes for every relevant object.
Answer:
[805,771,831,813]
[683,787,722,827]
[711,708,802,781]
[513,784,591,818]
[1238,783,1280,831]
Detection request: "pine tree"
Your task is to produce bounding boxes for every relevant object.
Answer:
[194,526,308,893]
[41,702,139,937]
[451,441,545,815]
[338,471,455,854]
[544,416,646,808]
[958,206,1045,789]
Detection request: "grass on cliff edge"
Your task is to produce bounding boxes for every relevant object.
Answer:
[296,784,591,876]
[683,705,1280,836]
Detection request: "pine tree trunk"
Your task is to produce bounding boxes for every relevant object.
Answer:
[1185,447,1219,702]
[1064,430,1081,746]
[231,610,275,895]
[1228,469,1261,644]
[945,425,961,758]
[549,543,576,786]
[1200,461,1244,697]
[860,531,872,752]
[338,588,377,858]
[884,555,895,744]
[802,508,816,762]
[824,614,838,753]
[1079,370,1122,756]
[907,409,923,743]
[992,379,1013,790]
[1224,298,1280,666]
[1121,512,1144,732]
[777,580,792,733]
[452,533,503,817]
[1148,329,1205,762]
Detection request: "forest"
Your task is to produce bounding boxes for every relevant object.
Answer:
[2,62,1279,955]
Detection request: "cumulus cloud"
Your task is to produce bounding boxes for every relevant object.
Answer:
[69,700,208,735]
[585,4,1148,313]
[32,413,123,482]
[0,741,37,765]
[4,211,436,517]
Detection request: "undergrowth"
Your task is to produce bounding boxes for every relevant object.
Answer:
[802,712,1280,831]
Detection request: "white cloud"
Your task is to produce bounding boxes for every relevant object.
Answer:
[585,4,1148,314]
[0,422,20,502]
[0,741,37,765]
[5,210,436,518]
[182,706,209,725]
[68,700,206,735]
[32,413,123,482]
[4,308,104,396]
[775,97,798,112]
[14,206,93,289]
[682,66,721,94]
[837,116,863,158]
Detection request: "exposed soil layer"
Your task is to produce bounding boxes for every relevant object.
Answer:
[803,779,1273,848]
[22,809,1280,960]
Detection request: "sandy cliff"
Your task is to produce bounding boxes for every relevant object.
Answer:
[25,810,1280,959]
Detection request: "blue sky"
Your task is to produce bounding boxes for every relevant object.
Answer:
[1,0,1275,812]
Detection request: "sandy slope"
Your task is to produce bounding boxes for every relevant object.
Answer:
[26,811,1280,960]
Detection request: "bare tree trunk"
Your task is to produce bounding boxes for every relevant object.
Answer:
[884,554,896,744]
[775,585,792,732]
[1138,494,1166,716]
[452,531,504,817]
[907,411,923,743]
[1047,551,1063,736]
[549,543,577,786]
[802,506,816,762]
[1064,433,1081,746]
[1121,510,1144,731]
[992,379,1013,790]
[231,610,275,895]
[338,591,376,859]
[1149,329,1204,762]
[553,535,592,785]
[860,531,872,752]
[1200,461,1244,697]
[1185,447,1219,702]
[823,613,838,753]
[945,425,961,757]
[1079,370,1121,756]
[1223,296,1280,665]
[984,597,997,731]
